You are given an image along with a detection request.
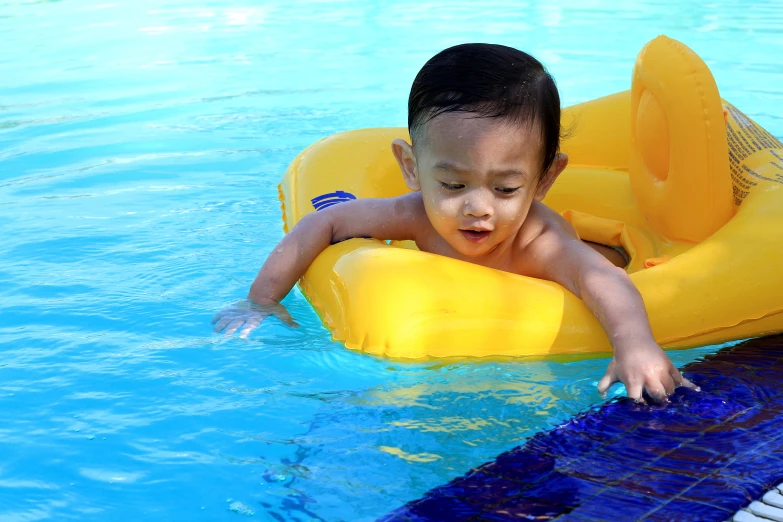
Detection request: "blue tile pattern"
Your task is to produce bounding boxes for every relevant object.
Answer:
[381,335,783,521]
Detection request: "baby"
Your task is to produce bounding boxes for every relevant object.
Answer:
[214,43,697,403]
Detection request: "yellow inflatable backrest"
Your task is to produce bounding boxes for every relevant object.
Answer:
[280,129,411,233]
[630,35,735,242]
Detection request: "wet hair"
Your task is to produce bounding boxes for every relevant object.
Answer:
[408,43,562,177]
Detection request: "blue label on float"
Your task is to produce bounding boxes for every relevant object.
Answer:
[311,190,357,211]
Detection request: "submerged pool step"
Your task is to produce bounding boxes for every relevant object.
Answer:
[381,335,783,522]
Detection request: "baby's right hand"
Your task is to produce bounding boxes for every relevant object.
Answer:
[212,298,298,338]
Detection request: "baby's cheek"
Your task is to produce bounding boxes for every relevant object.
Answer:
[422,198,453,229]
[500,203,530,232]
[497,198,524,217]
[428,196,459,217]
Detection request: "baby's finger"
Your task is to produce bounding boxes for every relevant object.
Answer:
[662,373,676,397]
[239,317,262,339]
[645,383,669,404]
[669,367,684,386]
[626,381,645,403]
[679,376,701,392]
[213,315,235,333]
[273,309,299,328]
[596,371,617,396]
[211,310,229,324]
[223,318,246,336]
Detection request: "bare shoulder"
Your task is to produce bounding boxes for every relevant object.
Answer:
[520,202,579,246]
[393,192,428,219]
[326,192,429,242]
[513,202,581,278]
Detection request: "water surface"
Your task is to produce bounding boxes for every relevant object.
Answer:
[1,0,781,520]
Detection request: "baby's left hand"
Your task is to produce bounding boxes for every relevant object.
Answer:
[597,340,700,403]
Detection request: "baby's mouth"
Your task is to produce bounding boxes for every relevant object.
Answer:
[459,229,491,244]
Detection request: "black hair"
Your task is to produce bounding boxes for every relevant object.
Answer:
[408,43,562,177]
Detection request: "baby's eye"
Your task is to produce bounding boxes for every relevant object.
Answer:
[496,187,520,194]
[440,182,465,191]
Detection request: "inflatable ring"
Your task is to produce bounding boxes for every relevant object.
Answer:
[278,36,783,359]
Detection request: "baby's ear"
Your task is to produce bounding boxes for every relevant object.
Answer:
[392,138,421,191]
[533,153,568,201]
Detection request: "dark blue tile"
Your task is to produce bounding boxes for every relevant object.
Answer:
[712,406,783,437]
[723,450,783,489]
[477,497,566,521]
[643,499,732,521]
[706,346,783,367]
[599,429,685,466]
[548,513,604,522]
[651,444,733,476]
[663,391,750,429]
[696,427,771,454]
[602,432,682,470]
[479,451,556,485]
[559,450,638,485]
[592,440,662,468]
[567,488,659,519]
[633,425,706,444]
[524,426,607,461]
[564,408,637,441]
[680,475,765,511]
[439,472,528,506]
[629,413,717,438]
[751,381,783,404]
[700,365,783,405]
[514,472,605,508]
[685,370,763,407]
[683,366,726,387]
[615,467,701,498]
[593,399,668,431]
[404,494,482,522]
[756,436,783,460]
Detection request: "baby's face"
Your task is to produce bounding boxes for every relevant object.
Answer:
[413,113,544,257]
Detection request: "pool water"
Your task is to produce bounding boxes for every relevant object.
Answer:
[1,0,781,520]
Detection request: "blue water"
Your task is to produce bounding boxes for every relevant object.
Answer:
[1,0,781,520]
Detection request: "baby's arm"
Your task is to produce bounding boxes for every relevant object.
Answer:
[525,212,697,402]
[213,193,425,337]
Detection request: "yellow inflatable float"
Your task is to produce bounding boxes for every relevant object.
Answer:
[278,36,783,359]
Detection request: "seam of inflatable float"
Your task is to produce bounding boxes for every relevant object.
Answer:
[296,276,340,344]
[278,149,307,235]
[279,149,344,344]
[278,183,288,234]
[658,309,783,348]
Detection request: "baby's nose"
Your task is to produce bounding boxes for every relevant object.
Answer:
[463,193,493,218]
